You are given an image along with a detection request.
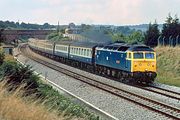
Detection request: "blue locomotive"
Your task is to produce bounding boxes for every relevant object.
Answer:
[28,38,157,83]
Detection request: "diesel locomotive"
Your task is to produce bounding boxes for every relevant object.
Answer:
[28,38,157,83]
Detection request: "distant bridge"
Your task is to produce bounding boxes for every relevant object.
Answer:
[1,30,55,43]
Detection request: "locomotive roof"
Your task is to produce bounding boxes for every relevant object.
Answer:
[99,43,154,52]
[128,45,154,52]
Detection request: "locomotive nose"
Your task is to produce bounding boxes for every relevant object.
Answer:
[133,61,156,72]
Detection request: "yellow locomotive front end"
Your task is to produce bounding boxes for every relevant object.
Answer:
[128,51,157,83]
[132,52,156,72]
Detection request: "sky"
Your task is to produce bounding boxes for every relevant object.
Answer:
[0,0,180,25]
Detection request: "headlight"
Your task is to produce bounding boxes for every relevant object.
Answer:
[151,62,155,65]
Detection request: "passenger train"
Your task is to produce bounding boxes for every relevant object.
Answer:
[28,38,157,83]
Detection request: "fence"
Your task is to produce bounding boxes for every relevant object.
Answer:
[158,35,180,46]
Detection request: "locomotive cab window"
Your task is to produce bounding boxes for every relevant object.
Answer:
[133,52,144,59]
[145,53,154,59]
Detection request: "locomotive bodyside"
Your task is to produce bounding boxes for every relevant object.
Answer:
[95,48,131,72]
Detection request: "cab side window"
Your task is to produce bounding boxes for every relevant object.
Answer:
[129,53,131,59]
[127,53,131,59]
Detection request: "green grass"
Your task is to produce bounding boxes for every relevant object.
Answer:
[155,46,180,87]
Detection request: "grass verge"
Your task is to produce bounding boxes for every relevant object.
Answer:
[155,46,180,87]
[0,81,66,120]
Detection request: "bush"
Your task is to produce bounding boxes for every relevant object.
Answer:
[0,61,39,94]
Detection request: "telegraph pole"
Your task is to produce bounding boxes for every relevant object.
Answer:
[57,21,60,33]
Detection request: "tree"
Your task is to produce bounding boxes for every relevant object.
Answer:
[0,51,5,65]
[172,14,180,37]
[128,31,145,43]
[162,14,180,38]
[144,21,160,47]
[46,32,68,42]
[111,33,126,42]
[0,29,4,44]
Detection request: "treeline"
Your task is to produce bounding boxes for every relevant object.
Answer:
[145,14,180,47]
[0,20,56,30]
[109,13,180,47]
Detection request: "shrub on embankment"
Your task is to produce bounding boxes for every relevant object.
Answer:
[0,57,99,119]
[155,46,180,87]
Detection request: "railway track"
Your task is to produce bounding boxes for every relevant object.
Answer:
[20,44,180,120]
[135,85,180,101]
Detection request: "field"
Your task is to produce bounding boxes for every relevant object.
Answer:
[155,46,180,87]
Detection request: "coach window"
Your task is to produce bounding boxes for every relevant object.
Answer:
[80,48,82,55]
[74,48,75,54]
[74,48,76,54]
[77,48,79,55]
[78,48,80,55]
[76,48,78,54]
[84,49,86,56]
[81,48,83,55]
[87,49,90,57]
[72,48,74,54]
[79,48,81,55]
[82,49,84,56]
[81,49,83,55]
[90,50,92,57]
[75,48,78,55]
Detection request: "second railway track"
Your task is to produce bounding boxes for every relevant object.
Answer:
[20,44,180,120]
[135,85,180,101]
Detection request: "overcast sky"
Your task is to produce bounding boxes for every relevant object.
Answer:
[0,0,180,25]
